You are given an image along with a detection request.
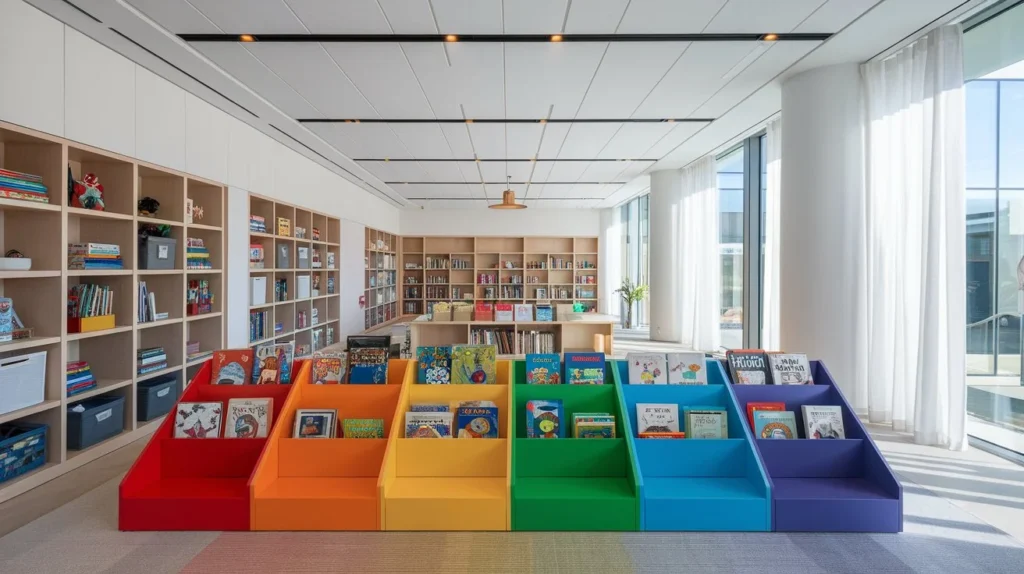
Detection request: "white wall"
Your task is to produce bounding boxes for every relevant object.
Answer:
[339,221,367,342]
[400,209,601,237]
[598,208,622,317]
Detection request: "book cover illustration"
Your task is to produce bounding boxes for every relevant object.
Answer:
[254,342,293,384]
[525,353,560,384]
[564,352,606,385]
[311,352,346,384]
[224,398,273,439]
[495,303,513,322]
[293,409,336,438]
[405,412,453,438]
[726,349,772,385]
[667,352,707,385]
[212,349,254,385]
[525,399,563,438]
[348,347,389,384]
[174,402,223,438]
[456,406,499,438]
[636,403,680,433]
[745,401,786,429]
[802,405,845,439]
[769,353,814,385]
[754,410,797,439]
[573,413,616,438]
[0,297,13,343]
[416,346,452,384]
[342,418,385,438]
[451,344,496,384]
[627,352,667,384]
[684,409,728,439]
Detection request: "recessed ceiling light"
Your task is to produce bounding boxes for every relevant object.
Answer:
[762,33,779,42]
[530,157,536,162]
[445,34,459,42]
[465,119,474,124]
[666,119,676,123]
[475,158,481,162]
[551,34,563,42]
[239,34,255,42]
[384,157,390,162]
[539,119,547,124]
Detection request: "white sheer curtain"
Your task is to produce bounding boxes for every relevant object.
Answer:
[861,25,967,450]
[679,156,721,351]
[762,118,782,351]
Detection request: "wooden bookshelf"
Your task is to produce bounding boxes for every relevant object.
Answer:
[0,120,225,503]
[400,236,599,315]
[409,318,614,358]
[248,194,340,358]
[365,227,398,330]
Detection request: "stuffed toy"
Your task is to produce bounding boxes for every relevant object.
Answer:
[138,197,160,217]
[69,171,106,211]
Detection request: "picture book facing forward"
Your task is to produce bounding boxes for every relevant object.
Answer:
[224,398,273,438]
[417,346,452,384]
[253,342,294,385]
[525,399,563,438]
[212,349,254,385]
[525,353,560,384]
[636,403,680,434]
[451,344,497,384]
[311,352,347,384]
[666,352,707,385]
[348,347,389,384]
[627,353,667,384]
[455,406,499,438]
[802,405,846,439]
[174,402,223,438]
[564,352,605,385]
[754,410,797,439]
[405,412,453,438]
[726,349,771,385]
[768,353,814,385]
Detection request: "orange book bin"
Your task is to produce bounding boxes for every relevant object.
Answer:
[249,359,413,531]
[379,361,512,531]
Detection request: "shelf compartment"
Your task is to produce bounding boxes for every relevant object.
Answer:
[730,361,902,532]
[250,360,410,531]
[510,364,640,531]
[67,145,135,216]
[613,360,771,531]
[381,361,511,531]
[119,361,299,531]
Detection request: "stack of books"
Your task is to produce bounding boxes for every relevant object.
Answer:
[249,215,267,233]
[137,347,167,375]
[186,340,212,365]
[66,361,97,397]
[0,168,48,203]
[185,238,212,270]
[68,242,123,270]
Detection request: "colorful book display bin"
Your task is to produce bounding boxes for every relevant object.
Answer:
[511,361,641,531]
[730,361,902,532]
[613,360,771,531]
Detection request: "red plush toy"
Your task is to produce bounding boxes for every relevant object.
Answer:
[71,173,106,211]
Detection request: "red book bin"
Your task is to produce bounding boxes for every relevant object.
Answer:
[118,361,303,531]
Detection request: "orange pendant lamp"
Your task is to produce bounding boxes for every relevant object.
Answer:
[489,176,527,209]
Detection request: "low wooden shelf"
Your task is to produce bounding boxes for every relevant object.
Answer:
[408,317,614,358]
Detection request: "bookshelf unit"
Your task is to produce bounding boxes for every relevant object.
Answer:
[399,236,599,315]
[248,194,341,359]
[365,227,398,330]
[0,120,225,504]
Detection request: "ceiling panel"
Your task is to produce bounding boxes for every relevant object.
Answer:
[535,124,572,158]
[557,123,622,159]
[305,123,407,157]
[441,124,477,157]
[186,0,308,33]
[457,161,483,182]
[389,123,457,159]
[564,0,630,33]
[794,0,879,32]
[377,0,438,33]
[285,0,393,33]
[420,162,467,182]
[505,124,545,158]
[468,124,506,158]
[616,0,729,33]
[547,161,592,182]
[503,0,569,33]
[127,0,221,34]
[642,122,707,158]
[417,199,489,209]
[616,162,654,180]
[579,161,631,182]
[576,42,689,117]
[505,43,607,118]
[357,160,431,182]
[633,41,759,118]
[431,0,504,34]
[324,43,435,118]
[244,43,377,117]
[704,0,828,33]
[478,162,509,182]
[506,162,535,182]
[192,42,323,118]
[531,161,555,182]
[400,184,478,198]
[403,43,505,119]
[596,123,675,159]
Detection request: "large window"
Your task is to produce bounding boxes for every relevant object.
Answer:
[619,194,650,326]
[717,148,745,349]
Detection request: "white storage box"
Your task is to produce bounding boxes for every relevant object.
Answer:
[0,350,47,415]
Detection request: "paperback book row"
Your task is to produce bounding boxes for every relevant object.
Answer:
[291,410,384,439]
[725,350,814,385]
[0,168,48,203]
[632,403,728,439]
[173,398,274,439]
[137,281,168,323]
[67,284,114,319]
[404,401,499,439]
[138,347,167,376]
[186,340,212,365]
[68,242,123,270]
[525,401,618,439]
[417,347,606,385]
[745,402,846,440]
[211,344,296,385]
[306,335,392,384]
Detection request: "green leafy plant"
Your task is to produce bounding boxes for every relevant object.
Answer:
[614,276,649,329]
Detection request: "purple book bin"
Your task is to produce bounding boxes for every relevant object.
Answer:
[729,361,902,532]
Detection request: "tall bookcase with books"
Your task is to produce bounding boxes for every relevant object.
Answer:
[0,120,225,504]
[248,194,341,359]
[399,236,599,314]
[364,227,397,330]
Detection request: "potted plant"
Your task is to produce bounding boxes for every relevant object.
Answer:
[615,277,649,330]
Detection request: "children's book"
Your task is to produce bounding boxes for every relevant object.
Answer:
[754,410,797,439]
[573,413,616,438]
[456,406,499,438]
[348,347,389,384]
[224,398,273,438]
[293,409,336,438]
[626,352,667,384]
[410,403,450,412]
[416,346,452,384]
[212,349,254,385]
[254,342,293,384]
[495,303,514,322]
[451,344,496,384]
[768,353,814,385]
[684,409,728,439]
[513,304,533,321]
[0,298,13,343]
[802,405,845,439]
[311,352,346,384]
[725,349,772,385]
[525,353,561,384]
[174,402,223,438]
[342,418,384,438]
[564,352,606,384]
[525,399,563,438]
[745,401,786,429]
[405,412,453,438]
[667,352,707,385]
[636,403,679,434]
